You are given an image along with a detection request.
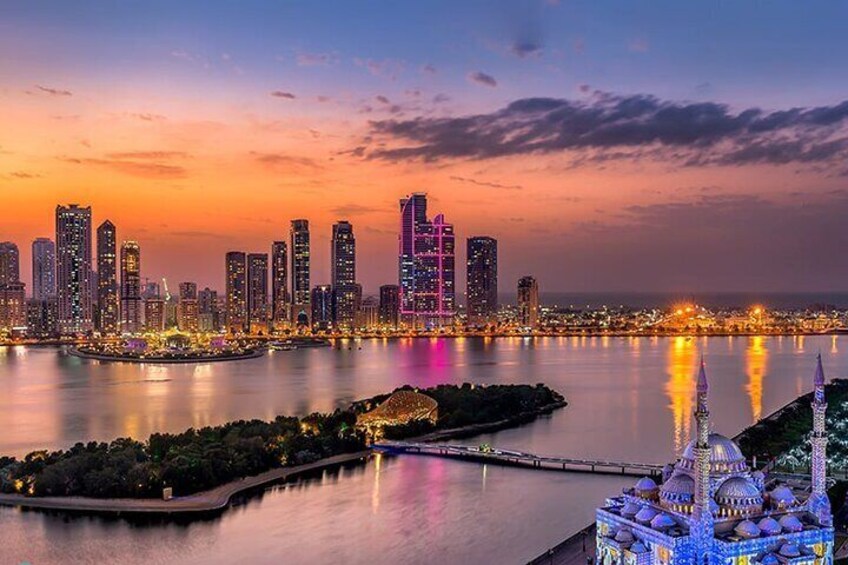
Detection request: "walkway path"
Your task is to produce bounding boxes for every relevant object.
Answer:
[527,524,596,565]
[0,451,370,514]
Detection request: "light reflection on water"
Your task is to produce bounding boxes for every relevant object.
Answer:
[0,336,843,564]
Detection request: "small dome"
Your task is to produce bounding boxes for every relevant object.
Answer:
[760,553,780,565]
[635,477,658,492]
[615,529,635,543]
[770,485,797,505]
[757,517,782,535]
[635,507,658,524]
[621,502,640,517]
[682,433,746,465]
[650,514,676,530]
[716,477,761,499]
[630,542,648,554]
[734,520,761,539]
[779,543,801,558]
[778,514,804,532]
[661,473,695,496]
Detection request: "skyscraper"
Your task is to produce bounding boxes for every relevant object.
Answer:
[96,221,119,335]
[517,276,539,329]
[271,241,289,328]
[466,236,498,326]
[0,242,21,286]
[144,297,165,332]
[311,284,333,331]
[120,241,142,333]
[225,251,247,333]
[398,193,455,329]
[290,219,310,326]
[198,287,219,332]
[177,282,199,332]
[379,284,400,328]
[31,238,56,300]
[331,221,358,330]
[56,204,93,334]
[247,253,269,334]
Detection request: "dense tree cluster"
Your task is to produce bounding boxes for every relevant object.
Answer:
[0,412,362,498]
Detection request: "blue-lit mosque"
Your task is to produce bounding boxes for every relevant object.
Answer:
[596,356,834,565]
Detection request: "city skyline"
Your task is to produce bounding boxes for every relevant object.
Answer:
[4,2,848,294]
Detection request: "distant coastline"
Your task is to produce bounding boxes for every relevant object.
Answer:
[67,346,265,364]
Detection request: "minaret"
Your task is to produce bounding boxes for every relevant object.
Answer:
[808,354,832,526]
[691,358,714,564]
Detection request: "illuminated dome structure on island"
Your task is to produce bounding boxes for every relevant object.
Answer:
[596,356,834,565]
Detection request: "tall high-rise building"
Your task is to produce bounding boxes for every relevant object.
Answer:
[247,253,269,333]
[379,284,400,328]
[398,193,455,328]
[225,251,247,333]
[290,220,310,325]
[31,238,56,300]
[26,297,58,337]
[517,275,539,329]
[271,241,288,328]
[55,204,93,334]
[198,287,219,332]
[357,294,379,329]
[96,221,119,335]
[144,297,165,332]
[311,285,333,331]
[331,221,358,330]
[466,236,498,326]
[0,282,26,329]
[177,282,199,332]
[0,242,21,286]
[120,241,142,333]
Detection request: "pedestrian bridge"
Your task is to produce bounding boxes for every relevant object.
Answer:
[373,441,664,477]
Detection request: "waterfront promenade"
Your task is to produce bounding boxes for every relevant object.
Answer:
[0,451,370,514]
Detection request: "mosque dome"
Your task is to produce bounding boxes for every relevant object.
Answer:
[615,529,635,543]
[650,514,676,531]
[734,520,761,539]
[769,485,797,508]
[635,477,658,493]
[760,554,780,565]
[659,473,695,504]
[779,543,801,558]
[679,433,748,474]
[756,517,782,535]
[621,501,640,517]
[630,542,649,554]
[778,514,804,533]
[635,507,658,524]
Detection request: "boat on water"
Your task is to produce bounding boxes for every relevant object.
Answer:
[268,338,332,351]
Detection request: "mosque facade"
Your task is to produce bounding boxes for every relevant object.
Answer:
[596,356,834,565]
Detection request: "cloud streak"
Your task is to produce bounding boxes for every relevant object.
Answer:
[35,85,72,96]
[365,92,848,167]
[270,91,296,99]
[467,71,497,88]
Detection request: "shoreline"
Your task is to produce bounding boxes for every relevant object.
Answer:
[0,399,566,516]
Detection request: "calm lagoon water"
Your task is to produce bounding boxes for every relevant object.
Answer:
[0,335,841,564]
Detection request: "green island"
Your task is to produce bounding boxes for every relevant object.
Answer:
[0,383,564,501]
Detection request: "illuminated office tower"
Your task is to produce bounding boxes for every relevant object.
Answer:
[290,220,311,326]
[55,204,93,334]
[358,294,379,329]
[466,236,498,326]
[96,221,119,335]
[144,297,165,332]
[26,296,58,337]
[0,282,26,329]
[517,276,539,329]
[379,284,400,328]
[31,238,56,300]
[247,253,269,334]
[271,241,288,328]
[311,285,333,331]
[0,241,20,286]
[198,287,219,332]
[120,241,142,333]
[398,193,455,329]
[177,281,199,332]
[331,221,358,330]
[225,251,247,333]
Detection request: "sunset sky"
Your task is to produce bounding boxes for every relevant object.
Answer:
[3,1,848,295]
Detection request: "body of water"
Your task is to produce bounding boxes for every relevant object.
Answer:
[0,335,842,564]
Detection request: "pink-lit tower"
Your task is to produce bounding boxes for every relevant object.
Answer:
[808,353,832,526]
[691,358,714,564]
